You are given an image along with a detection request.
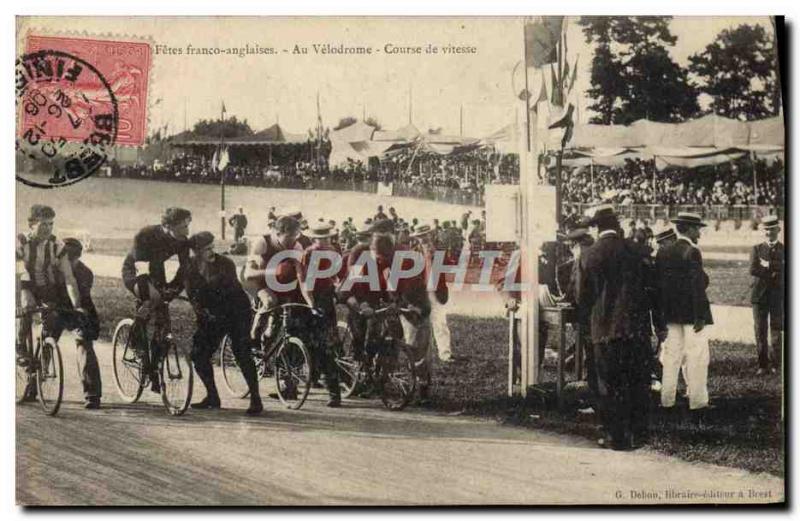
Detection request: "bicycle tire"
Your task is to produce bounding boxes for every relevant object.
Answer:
[219,334,251,399]
[16,333,33,404]
[335,320,359,398]
[160,338,193,416]
[377,341,417,411]
[273,336,312,410]
[36,338,64,416]
[111,318,145,403]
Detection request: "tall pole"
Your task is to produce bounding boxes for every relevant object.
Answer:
[751,150,758,204]
[408,83,413,125]
[460,104,464,137]
[219,102,226,240]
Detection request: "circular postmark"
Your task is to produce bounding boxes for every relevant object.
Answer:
[16,49,119,189]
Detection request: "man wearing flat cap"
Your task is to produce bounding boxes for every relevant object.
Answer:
[185,231,263,415]
[751,215,784,375]
[656,212,713,417]
[576,204,656,450]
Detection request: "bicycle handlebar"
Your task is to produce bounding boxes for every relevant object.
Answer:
[16,304,80,318]
[262,302,314,315]
[363,304,414,317]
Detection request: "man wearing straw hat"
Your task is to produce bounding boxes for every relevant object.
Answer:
[656,212,713,418]
[750,215,784,375]
[411,223,456,364]
[299,220,343,407]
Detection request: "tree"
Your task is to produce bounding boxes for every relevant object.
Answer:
[333,116,357,131]
[365,116,382,130]
[191,116,253,138]
[578,16,699,124]
[688,23,780,120]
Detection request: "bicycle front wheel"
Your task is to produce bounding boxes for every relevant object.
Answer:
[36,338,64,416]
[273,336,312,410]
[160,339,193,416]
[377,341,416,411]
[16,336,33,404]
[219,334,250,399]
[112,318,144,403]
[335,320,359,398]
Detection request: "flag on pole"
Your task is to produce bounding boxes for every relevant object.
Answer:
[531,71,548,114]
[549,63,563,107]
[524,16,564,67]
[211,146,230,172]
[568,56,579,92]
[211,148,219,171]
[218,147,230,171]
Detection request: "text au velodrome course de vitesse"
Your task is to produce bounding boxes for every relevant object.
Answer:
[154,43,478,58]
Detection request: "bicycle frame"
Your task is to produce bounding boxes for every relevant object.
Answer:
[129,295,190,376]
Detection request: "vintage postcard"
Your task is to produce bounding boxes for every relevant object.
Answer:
[14,15,785,506]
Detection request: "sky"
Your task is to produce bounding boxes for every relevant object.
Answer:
[18,16,776,139]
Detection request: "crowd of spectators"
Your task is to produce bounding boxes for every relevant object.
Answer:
[105,147,520,206]
[104,148,783,212]
[558,157,784,207]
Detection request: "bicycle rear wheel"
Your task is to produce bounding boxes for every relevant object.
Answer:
[36,338,64,416]
[112,318,145,403]
[160,339,193,416]
[335,320,359,398]
[273,336,312,410]
[219,334,250,399]
[377,341,416,411]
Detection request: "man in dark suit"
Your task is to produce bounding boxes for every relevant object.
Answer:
[228,206,248,242]
[751,215,784,375]
[656,212,713,415]
[577,204,656,450]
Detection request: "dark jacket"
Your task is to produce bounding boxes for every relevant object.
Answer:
[185,253,252,319]
[656,238,713,325]
[750,241,784,305]
[121,225,189,291]
[576,231,654,344]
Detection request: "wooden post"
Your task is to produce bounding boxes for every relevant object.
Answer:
[517,19,541,395]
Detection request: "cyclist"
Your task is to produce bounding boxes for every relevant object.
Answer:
[185,232,263,415]
[121,207,192,392]
[299,221,342,407]
[338,219,430,372]
[244,215,305,343]
[16,205,84,401]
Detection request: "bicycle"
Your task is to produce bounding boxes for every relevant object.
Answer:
[333,302,417,411]
[219,302,315,410]
[111,294,194,416]
[15,305,65,416]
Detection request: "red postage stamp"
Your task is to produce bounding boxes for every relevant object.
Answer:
[24,34,151,147]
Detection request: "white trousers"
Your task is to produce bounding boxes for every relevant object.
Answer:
[660,323,710,410]
[430,299,452,360]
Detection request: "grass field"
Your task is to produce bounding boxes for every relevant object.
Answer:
[91,275,782,478]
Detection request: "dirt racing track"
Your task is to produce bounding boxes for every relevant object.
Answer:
[16,331,783,506]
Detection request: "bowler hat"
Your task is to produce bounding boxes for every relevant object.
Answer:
[370,218,395,234]
[670,212,706,228]
[586,204,616,226]
[189,231,215,250]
